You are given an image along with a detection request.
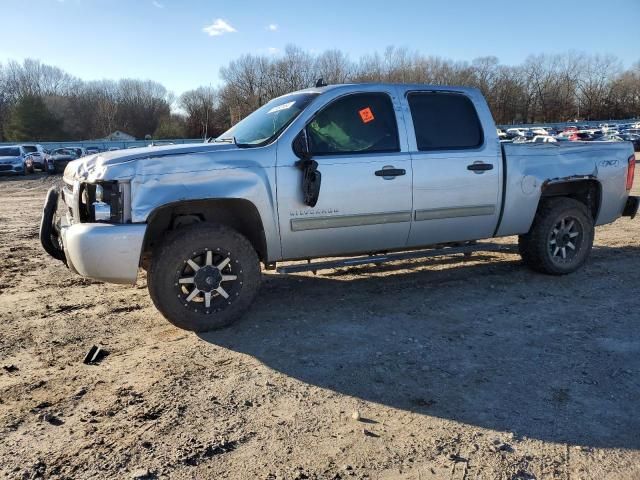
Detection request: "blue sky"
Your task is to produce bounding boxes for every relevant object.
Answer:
[1,0,639,95]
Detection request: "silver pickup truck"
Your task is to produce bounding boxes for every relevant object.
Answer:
[40,83,638,332]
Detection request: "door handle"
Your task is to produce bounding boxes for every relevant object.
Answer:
[375,168,406,178]
[467,162,494,172]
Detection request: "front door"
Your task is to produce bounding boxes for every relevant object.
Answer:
[276,90,413,260]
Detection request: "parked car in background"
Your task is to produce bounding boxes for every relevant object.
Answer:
[576,132,596,141]
[496,129,508,139]
[599,123,618,132]
[65,146,88,158]
[86,147,101,155]
[21,144,47,171]
[48,148,80,174]
[593,135,624,142]
[532,135,557,143]
[506,127,529,139]
[620,133,640,151]
[0,145,30,175]
[531,127,548,136]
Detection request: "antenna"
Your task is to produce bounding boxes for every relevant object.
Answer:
[315,78,327,88]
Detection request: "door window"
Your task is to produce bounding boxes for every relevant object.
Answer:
[307,93,399,155]
[408,92,483,151]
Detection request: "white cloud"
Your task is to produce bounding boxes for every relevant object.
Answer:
[202,18,237,37]
[266,24,278,31]
[152,0,164,8]
[267,47,279,55]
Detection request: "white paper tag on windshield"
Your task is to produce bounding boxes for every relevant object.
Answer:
[268,101,295,114]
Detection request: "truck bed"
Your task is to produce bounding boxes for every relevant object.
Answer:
[496,141,634,237]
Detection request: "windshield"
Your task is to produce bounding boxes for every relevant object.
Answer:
[0,147,20,156]
[53,148,77,156]
[22,146,37,153]
[216,92,319,146]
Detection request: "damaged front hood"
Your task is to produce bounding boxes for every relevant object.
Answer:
[64,142,242,183]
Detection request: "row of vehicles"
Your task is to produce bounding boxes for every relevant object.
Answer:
[0,144,97,175]
[0,143,176,176]
[497,122,640,150]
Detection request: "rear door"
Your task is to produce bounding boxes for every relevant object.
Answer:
[276,89,413,260]
[402,89,502,246]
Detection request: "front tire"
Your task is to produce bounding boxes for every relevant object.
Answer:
[518,197,594,275]
[148,223,261,332]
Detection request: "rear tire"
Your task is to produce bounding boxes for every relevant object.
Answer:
[518,197,594,275]
[148,223,261,332]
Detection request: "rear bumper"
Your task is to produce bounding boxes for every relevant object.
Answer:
[622,196,639,219]
[60,223,147,284]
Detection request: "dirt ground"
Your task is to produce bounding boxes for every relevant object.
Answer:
[0,164,639,480]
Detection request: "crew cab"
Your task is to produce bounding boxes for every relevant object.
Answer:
[40,83,638,332]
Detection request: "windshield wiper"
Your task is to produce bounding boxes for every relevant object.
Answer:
[213,136,255,148]
[213,136,237,144]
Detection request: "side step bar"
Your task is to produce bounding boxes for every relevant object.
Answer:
[276,242,517,274]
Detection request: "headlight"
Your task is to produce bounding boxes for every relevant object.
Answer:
[94,200,111,222]
[95,184,104,202]
[79,181,123,223]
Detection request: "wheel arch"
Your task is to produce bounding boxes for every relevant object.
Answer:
[538,177,602,221]
[141,198,268,267]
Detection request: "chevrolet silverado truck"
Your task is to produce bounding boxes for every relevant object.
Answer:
[40,83,639,332]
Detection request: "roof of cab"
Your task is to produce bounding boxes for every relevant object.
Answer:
[294,82,480,96]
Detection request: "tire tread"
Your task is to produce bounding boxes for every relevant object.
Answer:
[518,197,594,275]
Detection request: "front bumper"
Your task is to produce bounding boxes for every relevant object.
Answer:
[623,196,639,219]
[41,185,146,284]
[60,222,146,284]
[0,162,24,174]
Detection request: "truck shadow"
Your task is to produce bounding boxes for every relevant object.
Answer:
[199,246,640,449]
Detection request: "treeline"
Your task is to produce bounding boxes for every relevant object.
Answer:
[1,47,639,142]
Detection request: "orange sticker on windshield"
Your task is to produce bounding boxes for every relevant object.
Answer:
[359,107,375,123]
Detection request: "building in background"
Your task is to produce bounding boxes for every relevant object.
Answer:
[97,130,136,142]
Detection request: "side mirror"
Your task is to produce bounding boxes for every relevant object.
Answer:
[292,129,311,160]
[292,129,321,207]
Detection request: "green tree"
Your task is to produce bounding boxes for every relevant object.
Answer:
[5,95,62,141]
[153,114,187,139]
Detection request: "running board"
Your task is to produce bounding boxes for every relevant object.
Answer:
[276,243,517,274]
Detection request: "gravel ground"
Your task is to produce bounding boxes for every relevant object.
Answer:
[0,165,639,480]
